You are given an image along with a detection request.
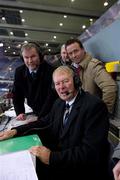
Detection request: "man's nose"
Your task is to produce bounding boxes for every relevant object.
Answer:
[28,57,32,62]
[59,82,65,89]
[72,52,76,58]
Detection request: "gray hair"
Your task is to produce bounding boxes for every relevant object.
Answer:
[53,65,74,80]
[21,42,40,54]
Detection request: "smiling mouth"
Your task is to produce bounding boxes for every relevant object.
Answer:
[60,92,68,96]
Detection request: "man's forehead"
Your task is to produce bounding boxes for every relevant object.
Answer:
[54,73,72,82]
[23,47,36,52]
[67,42,79,49]
[54,70,70,76]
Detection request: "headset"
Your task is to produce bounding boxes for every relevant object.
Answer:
[52,65,81,90]
[73,69,82,90]
[20,41,43,62]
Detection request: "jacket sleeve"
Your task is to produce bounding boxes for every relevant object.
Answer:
[92,59,117,114]
[12,68,25,115]
[12,102,57,139]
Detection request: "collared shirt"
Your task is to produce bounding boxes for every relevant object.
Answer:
[29,69,37,74]
[72,62,81,76]
[29,69,37,79]
[72,62,80,68]
[65,95,76,113]
[63,93,78,122]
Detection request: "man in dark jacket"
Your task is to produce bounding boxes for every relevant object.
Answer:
[13,42,57,120]
[0,66,110,180]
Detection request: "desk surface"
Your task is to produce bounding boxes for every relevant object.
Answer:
[0,114,38,132]
[0,134,42,155]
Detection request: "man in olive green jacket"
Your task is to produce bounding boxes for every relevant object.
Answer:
[65,38,117,115]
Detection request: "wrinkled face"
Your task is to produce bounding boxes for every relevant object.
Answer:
[61,47,69,62]
[66,42,85,64]
[53,71,77,101]
[22,47,40,71]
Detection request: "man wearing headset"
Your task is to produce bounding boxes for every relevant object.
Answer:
[12,42,57,120]
[0,66,110,180]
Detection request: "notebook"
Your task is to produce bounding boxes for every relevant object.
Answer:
[0,134,42,155]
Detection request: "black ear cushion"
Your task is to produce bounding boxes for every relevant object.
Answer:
[69,65,81,89]
[29,42,43,60]
[51,81,55,89]
[73,74,81,89]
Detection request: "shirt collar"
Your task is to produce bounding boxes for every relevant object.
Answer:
[72,62,80,68]
[29,69,37,74]
[66,93,78,106]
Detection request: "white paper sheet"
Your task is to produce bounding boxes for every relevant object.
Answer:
[6,114,38,130]
[4,103,33,117]
[0,150,38,180]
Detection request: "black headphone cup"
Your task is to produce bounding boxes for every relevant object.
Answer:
[20,41,43,61]
[51,81,55,90]
[73,74,81,89]
[30,42,43,60]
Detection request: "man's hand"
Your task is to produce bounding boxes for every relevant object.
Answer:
[0,129,17,140]
[16,113,26,121]
[113,160,120,180]
[29,146,51,165]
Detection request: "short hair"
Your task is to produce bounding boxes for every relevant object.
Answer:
[65,38,84,49]
[53,65,74,80]
[21,42,39,53]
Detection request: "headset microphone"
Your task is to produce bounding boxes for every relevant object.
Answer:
[65,92,70,95]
